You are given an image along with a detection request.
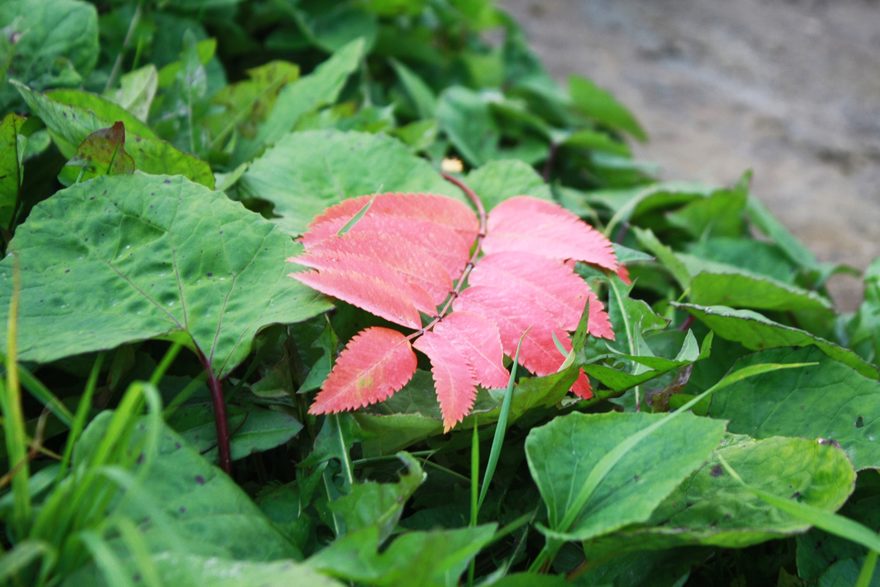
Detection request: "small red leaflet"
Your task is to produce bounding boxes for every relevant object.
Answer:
[289,190,620,431]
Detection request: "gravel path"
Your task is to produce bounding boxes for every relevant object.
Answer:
[502,0,880,309]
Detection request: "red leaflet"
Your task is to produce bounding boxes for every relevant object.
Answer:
[483,196,618,272]
[292,269,425,329]
[292,190,622,429]
[294,232,452,305]
[413,331,477,431]
[309,327,417,414]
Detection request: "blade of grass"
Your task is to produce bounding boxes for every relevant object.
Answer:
[857,551,878,587]
[79,531,134,587]
[1,257,30,536]
[337,195,376,236]
[0,540,55,586]
[113,517,162,587]
[468,418,479,586]
[477,334,525,510]
[149,341,183,386]
[0,360,73,426]
[56,353,106,482]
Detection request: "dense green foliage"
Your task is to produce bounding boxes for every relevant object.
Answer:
[1,1,878,585]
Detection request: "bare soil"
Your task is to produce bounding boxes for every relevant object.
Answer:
[502,0,880,309]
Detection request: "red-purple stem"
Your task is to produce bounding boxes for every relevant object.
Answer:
[406,174,487,340]
[195,347,232,474]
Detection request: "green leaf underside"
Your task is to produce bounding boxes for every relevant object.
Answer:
[676,303,879,379]
[0,174,330,376]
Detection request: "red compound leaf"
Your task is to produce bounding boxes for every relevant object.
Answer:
[309,327,417,415]
[292,189,622,429]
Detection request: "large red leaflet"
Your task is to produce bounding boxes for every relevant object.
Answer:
[482,196,618,272]
[309,327,417,414]
[294,191,621,428]
[432,312,509,389]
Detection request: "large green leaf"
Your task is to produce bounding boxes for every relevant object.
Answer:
[465,159,551,210]
[66,414,308,584]
[239,130,458,235]
[13,82,214,187]
[0,174,330,376]
[73,412,300,561]
[708,347,880,470]
[46,89,158,140]
[307,524,496,587]
[686,237,798,283]
[235,38,365,162]
[0,0,98,109]
[676,303,879,379]
[585,435,856,554]
[525,411,726,541]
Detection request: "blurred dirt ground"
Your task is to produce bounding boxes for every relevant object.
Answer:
[502,0,880,310]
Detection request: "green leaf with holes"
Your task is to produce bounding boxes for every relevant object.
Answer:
[0,174,330,376]
[526,411,726,542]
[584,435,856,555]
